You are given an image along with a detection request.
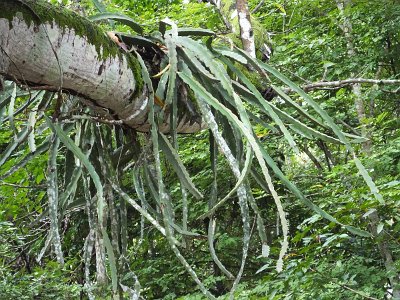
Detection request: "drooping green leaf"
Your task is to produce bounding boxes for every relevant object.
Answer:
[0,126,30,168]
[158,132,203,199]
[46,133,64,265]
[221,56,300,154]
[237,48,384,204]
[0,136,50,180]
[102,229,118,295]
[45,117,105,219]
[117,33,159,50]
[199,145,253,219]
[180,70,370,238]
[8,83,16,134]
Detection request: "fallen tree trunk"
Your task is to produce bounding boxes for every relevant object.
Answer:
[0,0,203,133]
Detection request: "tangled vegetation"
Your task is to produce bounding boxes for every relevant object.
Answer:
[1,0,399,299]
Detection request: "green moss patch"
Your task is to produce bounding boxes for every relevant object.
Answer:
[0,0,144,97]
[126,54,144,99]
[0,0,119,60]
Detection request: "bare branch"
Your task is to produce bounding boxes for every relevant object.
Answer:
[301,78,400,92]
[277,78,400,94]
[251,0,265,14]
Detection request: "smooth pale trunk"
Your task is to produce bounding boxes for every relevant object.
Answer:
[0,0,203,133]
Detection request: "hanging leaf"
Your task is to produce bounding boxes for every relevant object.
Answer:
[117,33,160,49]
[0,126,30,168]
[199,145,253,219]
[221,56,300,154]
[46,133,64,265]
[0,136,50,180]
[45,117,105,219]
[236,48,384,204]
[158,132,203,199]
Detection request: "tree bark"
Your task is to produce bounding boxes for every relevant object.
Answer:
[0,0,203,133]
[205,0,256,57]
[236,0,256,57]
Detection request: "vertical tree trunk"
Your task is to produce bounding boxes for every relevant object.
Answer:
[236,0,256,57]
[335,0,371,152]
[335,1,400,297]
[206,0,256,57]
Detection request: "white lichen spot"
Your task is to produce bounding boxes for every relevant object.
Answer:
[238,12,256,57]
[262,243,270,257]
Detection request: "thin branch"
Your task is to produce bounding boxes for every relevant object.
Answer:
[274,78,400,97]
[299,78,400,92]
[251,0,265,14]
[310,268,379,300]
[59,115,124,125]
[0,181,46,189]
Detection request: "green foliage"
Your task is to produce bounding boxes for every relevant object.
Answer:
[223,256,386,299]
[1,0,400,299]
[0,215,82,299]
[109,0,223,33]
[0,263,82,299]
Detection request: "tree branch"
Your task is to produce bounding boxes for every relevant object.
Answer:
[276,78,400,95]
[300,78,400,92]
[251,0,265,14]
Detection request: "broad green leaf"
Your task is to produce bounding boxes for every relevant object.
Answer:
[178,47,218,82]
[176,27,215,37]
[177,36,232,96]
[214,47,248,64]
[272,84,328,129]
[117,33,159,50]
[221,56,299,154]
[91,0,107,12]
